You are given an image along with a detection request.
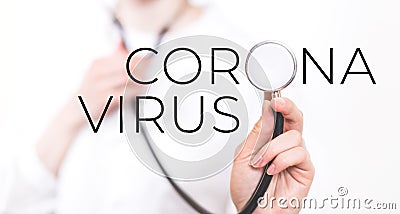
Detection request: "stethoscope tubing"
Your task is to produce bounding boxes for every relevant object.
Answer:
[239,41,297,213]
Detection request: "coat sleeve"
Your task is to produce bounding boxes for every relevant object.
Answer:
[0,144,57,213]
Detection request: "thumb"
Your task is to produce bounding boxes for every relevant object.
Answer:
[237,99,275,160]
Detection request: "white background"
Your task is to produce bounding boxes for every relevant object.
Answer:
[1,0,400,213]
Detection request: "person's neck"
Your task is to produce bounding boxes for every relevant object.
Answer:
[116,0,202,34]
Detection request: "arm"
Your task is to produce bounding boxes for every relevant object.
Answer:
[35,98,86,175]
[3,42,133,213]
[37,41,130,176]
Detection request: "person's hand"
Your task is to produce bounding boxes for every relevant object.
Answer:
[231,97,314,214]
[74,41,134,122]
[36,41,144,175]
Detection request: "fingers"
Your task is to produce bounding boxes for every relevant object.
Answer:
[271,97,303,133]
[235,117,262,157]
[237,97,303,161]
[100,73,128,88]
[267,146,310,175]
[251,130,303,167]
[236,99,276,159]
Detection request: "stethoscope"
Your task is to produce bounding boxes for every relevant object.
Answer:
[111,5,212,214]
[240,41,297,213]
[112,6,297,214]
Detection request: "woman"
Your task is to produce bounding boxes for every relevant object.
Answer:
[2,0,314,213]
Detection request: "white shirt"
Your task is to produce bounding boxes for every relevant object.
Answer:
[1,6,257,214]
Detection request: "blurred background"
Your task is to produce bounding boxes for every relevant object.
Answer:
[1,0,400,213]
